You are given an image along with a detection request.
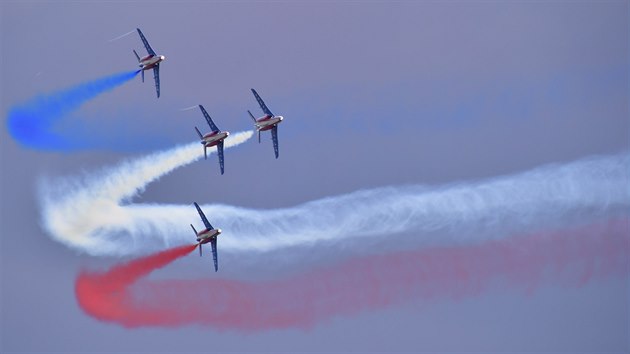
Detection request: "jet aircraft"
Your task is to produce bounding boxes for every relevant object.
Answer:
[248,88,284,158]
[190,202,221,272]
[133,28,165,98]
[194,105,230,174]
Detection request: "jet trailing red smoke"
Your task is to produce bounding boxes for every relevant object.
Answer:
[76,219,628,330]
[76,244,196,323]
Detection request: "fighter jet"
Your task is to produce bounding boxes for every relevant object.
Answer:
[248,88,284,158]
[133,28,165,98]
[190,202,221,272]
[194,105,230,175]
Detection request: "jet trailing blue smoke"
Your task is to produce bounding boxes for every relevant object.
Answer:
[6,70,139,151]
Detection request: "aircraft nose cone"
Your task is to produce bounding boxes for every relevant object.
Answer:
[217,228,222,234]
[161,55,166,61]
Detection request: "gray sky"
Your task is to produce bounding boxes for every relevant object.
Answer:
[1,1,628,352]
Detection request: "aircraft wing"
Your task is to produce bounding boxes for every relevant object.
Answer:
[199,105,219,132]
[136,28,156,56]
[152,65,160,98]
[193,202,213,230]
[271,125,279,159]
[217,141,225,175]
[211,238,218,272]
[251,88,274,116]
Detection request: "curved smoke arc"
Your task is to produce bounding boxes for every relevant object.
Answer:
[39,138,630,256]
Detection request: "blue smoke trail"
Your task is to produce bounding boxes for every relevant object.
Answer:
[6,70,139,151]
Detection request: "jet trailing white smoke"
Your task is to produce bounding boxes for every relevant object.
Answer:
[39,137,629,256]
[40,131,250,254]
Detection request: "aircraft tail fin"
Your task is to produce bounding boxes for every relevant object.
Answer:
[247,110,256,122]
[258,130,261,143]
[141,69,144,83]
[133,49,141,62]
[199,243,202,256]
[190,224,197,235]
[194,126,203,140]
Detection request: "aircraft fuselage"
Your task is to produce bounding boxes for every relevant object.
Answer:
[139,54,165,70]
[201,131,229,147]
[255,115,284,131]
[197,228,221,244]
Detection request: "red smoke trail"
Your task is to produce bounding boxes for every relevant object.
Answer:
[76,219,629,330]
[76,244,196,324]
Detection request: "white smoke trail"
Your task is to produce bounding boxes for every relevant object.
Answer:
[39,140,629,256]
[40,131,251,254]
[108,30,136,42]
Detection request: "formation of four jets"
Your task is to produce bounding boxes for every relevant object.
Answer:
[133,28,284,271]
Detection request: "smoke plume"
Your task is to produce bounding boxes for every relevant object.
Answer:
[75,219,629,329]
[7,70,139,150]
[41,148,629,256]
